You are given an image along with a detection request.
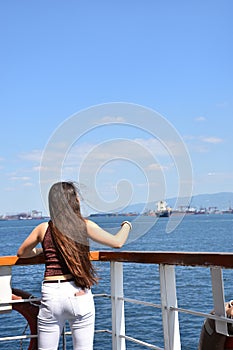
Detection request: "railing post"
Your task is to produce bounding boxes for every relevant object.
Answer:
[110,261,126,350]
[159,264,181,350]
[0,266,12,313]
[210,266,228,335]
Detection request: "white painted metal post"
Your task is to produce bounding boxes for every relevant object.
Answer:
[159,264,181,350]
[110,261,126,350]
[210,266,228,335]
[0,266,12,313]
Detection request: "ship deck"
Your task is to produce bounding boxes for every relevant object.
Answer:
[1,251,233,349]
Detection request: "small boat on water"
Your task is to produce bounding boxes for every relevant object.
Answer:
[156,200,172,217]
[222,207,233,214]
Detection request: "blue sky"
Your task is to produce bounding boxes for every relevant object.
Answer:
[0,0,232,215]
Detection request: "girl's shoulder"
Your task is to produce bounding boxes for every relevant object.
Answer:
[85,219,99,228]
[37,222,49,241]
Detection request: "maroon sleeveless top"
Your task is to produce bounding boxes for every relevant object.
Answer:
[42,225,71,277]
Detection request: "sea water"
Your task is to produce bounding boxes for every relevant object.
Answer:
[0,214,233,349]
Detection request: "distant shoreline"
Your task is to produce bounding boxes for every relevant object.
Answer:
[1,192,233,221]
[1,209,232,221]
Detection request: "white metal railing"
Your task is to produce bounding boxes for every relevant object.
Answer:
[1,251,233,350]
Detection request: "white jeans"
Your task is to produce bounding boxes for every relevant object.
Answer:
[38,280,95,350]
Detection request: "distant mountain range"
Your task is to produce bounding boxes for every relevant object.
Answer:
[121,192,233,214]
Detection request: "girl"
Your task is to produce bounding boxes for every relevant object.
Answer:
[17,181,132,350]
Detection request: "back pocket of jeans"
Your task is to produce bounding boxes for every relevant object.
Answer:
[69,292,94,317]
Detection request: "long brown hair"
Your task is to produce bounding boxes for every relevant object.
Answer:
[48,182,98,288]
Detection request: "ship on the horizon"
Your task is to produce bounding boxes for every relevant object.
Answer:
[222,207,233,214]
[155,200,172,217]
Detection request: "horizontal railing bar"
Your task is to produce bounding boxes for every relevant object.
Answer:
[0,298,41,305]
[97,251,233,268]
[93,293,110,298]
[0,295,108,306]
[0,334,37,341]
[170,306,233,324]
[3,299,231,340]
[121,334,163,350]
[5,297,232,325]
[63,329,112,335]
[94,329,112,334]
[0,255,45,266]
[0,251,99,266]
[0,329,112,344]
[120,297,161,309]
[1,251,233,268]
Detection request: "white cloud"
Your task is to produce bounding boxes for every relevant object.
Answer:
[28,137,186,181]
[10,176,31,181]
[147,163,170,171]
[201,137,223,144]
[194,116,206,122]
[184,134,224,154]
[19,149,42,162]
[23,182,34,187]
[183,135,196,141]
[32,166,43,171]
[97,116,126,123]
[147,163,161,171]
[184,135,223,144]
